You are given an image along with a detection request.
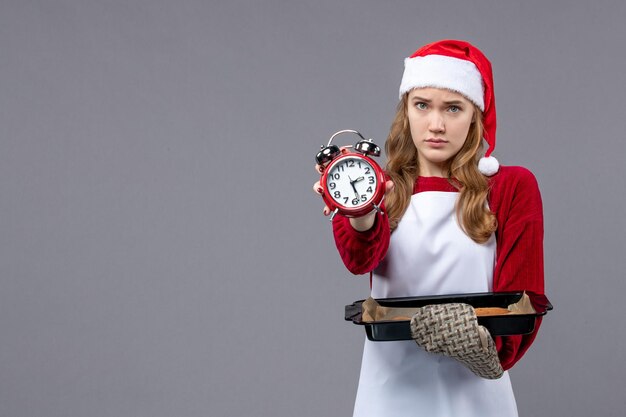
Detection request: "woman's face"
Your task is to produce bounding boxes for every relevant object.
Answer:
[407,87,475,177]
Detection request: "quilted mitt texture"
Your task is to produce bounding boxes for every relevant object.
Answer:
[410,303,504,379]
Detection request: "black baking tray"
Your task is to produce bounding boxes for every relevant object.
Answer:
[345,292,552,341]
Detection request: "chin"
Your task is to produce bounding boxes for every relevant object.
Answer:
[420,153,453,165]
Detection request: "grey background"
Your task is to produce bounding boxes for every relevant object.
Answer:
[1,1,624,416]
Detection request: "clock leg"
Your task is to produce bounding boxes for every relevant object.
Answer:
[329,208,339,222]
[372,201,384,215]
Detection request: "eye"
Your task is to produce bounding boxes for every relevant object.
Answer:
[448,105,461,113]
[415,102,428,110]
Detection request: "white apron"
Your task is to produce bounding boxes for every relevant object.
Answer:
[353,191,518,417]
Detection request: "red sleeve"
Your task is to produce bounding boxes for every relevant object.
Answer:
[332,208,390,275]
[489,166,545,370]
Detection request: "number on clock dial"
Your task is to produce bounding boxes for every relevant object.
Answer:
[326,157,377,207]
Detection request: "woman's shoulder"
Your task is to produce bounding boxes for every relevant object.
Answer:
[488,165,542,211]
[490,165,539,190]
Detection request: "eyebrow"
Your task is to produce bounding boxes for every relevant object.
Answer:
[410,95,465,105]
[410,95,432,102]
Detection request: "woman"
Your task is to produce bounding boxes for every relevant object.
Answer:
[315,40,544,416]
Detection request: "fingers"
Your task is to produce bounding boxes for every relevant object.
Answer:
[313,181,323,195]
[312,180,330,215]
[314,147,363,218]
[385,180,395,193]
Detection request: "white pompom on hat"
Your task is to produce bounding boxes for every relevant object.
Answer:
[399,40,499,176]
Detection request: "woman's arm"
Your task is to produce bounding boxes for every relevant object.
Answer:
[314,174,393,275]
[332,209,390,275]
[489,166,545,370]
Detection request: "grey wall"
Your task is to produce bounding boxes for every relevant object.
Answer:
[1,1,625,416]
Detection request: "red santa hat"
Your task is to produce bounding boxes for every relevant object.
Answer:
[399,40,499,176]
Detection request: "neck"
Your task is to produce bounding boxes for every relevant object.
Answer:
[418,161,448,178]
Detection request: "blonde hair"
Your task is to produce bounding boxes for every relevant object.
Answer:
[384,94,497,243]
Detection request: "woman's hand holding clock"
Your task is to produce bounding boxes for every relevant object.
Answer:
[312,130,391,231]
[313,155,393,232]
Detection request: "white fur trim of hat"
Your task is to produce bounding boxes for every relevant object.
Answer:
[399,55,485,111]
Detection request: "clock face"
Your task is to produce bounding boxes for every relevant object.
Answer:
[325,156,378,208]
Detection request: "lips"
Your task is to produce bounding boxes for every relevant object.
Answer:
[424,138,448,149]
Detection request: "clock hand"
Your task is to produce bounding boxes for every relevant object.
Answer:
[347,175,359,197]
[355,176,365,183]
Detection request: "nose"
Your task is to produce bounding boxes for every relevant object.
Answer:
[428,112,445,133]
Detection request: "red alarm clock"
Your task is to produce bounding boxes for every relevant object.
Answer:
[316,130,386,221]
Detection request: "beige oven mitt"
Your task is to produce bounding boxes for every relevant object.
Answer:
[410,303,504,379]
